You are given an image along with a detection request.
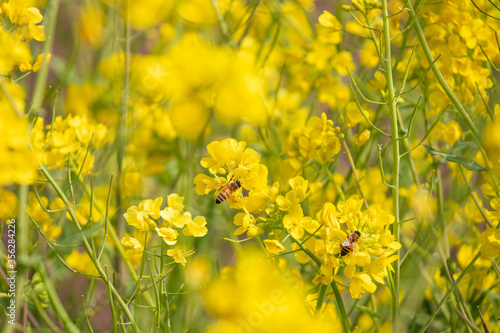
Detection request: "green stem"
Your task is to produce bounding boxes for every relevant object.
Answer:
[371,293,380,333]
[458,166,493,227]
[418,252,482,333]
[105,267,119,333]
[40,166,142,332]
[28,0,59,116]
[320,163,346,201]
[290,237,351,332]
[381,1,400,332]
[340,137,369,210]
[35,263,80,333]
[31,290,64,333]
[116,0,131,283]
[329,279,351,333]
[315,284,328,314]
[69,163,155,306]
[436,168,449,257]
[81,296,95,333]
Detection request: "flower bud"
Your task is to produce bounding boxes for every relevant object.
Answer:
[247,227,264,238]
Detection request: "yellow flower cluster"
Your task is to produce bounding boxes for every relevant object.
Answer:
[306,12,354,108]
[483,105,500,179]
[428,121,464,147]
[296,195,400,298]
[480,228,500,258]
[418,1,495,115]
[0,109,40,185]
[235,176,315,239]
[281,113,341,180]
[131,33,268,140]
[194,138,268,209]
[30,115,110,176]
[122,194,208,266]
[0,188,17,219]
[0,0,49,186]
[203,250,341,332]
[195,138,400,299]
[0,0,49,73]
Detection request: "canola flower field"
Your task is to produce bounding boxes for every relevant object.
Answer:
[1,0,500,332]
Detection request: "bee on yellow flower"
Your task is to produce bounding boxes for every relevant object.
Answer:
[194,138,268,208]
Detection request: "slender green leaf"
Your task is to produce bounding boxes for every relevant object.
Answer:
[423,145,486,172]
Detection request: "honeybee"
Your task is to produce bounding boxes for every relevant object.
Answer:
[215,176,242,204]
[340,231,361,256]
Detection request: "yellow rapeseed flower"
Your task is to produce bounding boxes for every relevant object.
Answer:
[32,53,51,72]
[156,227,179,245]
[126,0,172,30]
[480,228,500,257]
[318,11,342,30]
[79,5,106,47]
[65,250,98,276]
[195,138,268,207]
[183,216,208,237]
[263,239,286,254]
[0,109,39,185]
[0,189,18,219]
[283,204,317,240]
[167,248,189,266]
[124,205,152,231]
[123,194,208,265]
[121,233,144,268]
[203,250,342,331]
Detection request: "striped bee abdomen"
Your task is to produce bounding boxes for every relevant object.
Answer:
[340,245,352,256]
[216,188,231,204]
[215,179,242,204]
[340,231,361,256]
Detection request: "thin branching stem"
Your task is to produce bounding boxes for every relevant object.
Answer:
[81,296,95,333]
[148,259,161,329]
[377,144,395,188]
[458,166,494,227]
[341,137,369,210]
[469,0,500,20]
[97,174,114,261]
[477,306,490,333]
[399,104,450,158]
[40,165,142,332]
[321,162,346,201]
[418,252,482,333]
[290,236,351,333]
[448,301,482,333]
[395,54,441,97]
[36,262,80,333]
[349,82,391,137]
[479,41,500,72]
[347,68,387,105]
[28,214,100,278]
[105,266,119,333]
[397,95,422,140]
[381,2,400,331]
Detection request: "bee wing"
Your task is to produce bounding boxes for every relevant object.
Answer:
[353,244,359,256]
[341,239,351,247]
[215,177,229,192]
